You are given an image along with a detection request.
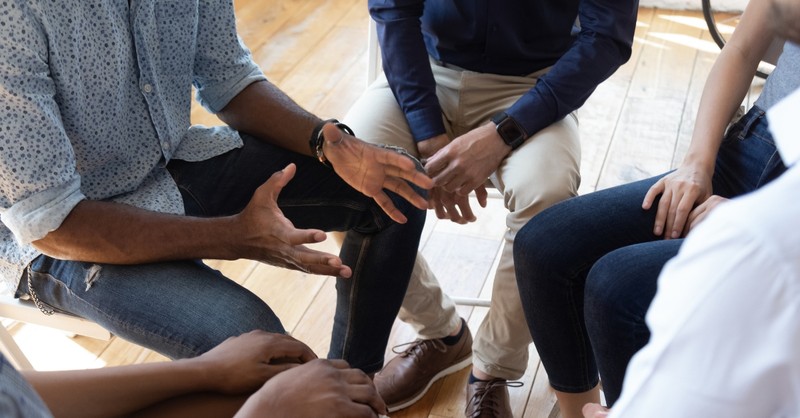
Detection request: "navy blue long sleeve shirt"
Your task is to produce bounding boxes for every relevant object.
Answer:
[368,0,639,142]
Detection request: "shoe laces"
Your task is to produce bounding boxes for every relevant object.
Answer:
[466,379,523,418]
[391,338,447,360]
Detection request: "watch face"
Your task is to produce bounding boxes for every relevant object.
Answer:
[497,118,526,148]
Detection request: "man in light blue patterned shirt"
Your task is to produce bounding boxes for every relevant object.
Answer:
[0,0,432,374]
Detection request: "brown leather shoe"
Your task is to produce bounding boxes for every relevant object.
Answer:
[465,379,522,418]
[374,320,472,412]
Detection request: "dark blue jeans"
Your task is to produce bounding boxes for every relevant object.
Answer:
[514,106,786,405]
[18,134,426,373]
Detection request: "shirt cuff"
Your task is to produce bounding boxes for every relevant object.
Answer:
[196,64,267,114]
[406,107,446,142]
[1,177,85,245]
[505,89,558,139]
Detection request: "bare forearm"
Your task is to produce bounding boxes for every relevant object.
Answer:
[685,0,776,170]
[217,80,320,156]
[23,359,210,418]
[32,200,241,264]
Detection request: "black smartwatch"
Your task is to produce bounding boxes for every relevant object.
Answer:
[490,112,527,150]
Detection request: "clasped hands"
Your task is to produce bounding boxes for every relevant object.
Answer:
[198,330,386,418]
[416,124,510,224]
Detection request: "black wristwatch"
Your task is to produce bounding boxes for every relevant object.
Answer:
[309,119,354,168]
[491,112,527,150]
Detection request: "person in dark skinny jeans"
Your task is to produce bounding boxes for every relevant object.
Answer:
[514,0,798,410]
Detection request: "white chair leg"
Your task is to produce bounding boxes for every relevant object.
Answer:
[0,323,33,370]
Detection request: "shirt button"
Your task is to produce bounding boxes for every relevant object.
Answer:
[142,83,153,93]
[162,141,170,150]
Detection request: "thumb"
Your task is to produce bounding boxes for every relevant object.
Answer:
[269,163,297,189]
[254,163,296,202]
[321,123,348,144]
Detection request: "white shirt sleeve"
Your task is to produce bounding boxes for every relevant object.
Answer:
[609,202,800,417]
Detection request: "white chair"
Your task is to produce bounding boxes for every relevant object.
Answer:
[0,294,111,370]
[367,18,382,88]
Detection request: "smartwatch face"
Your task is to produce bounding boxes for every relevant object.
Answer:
[497,118,526,148]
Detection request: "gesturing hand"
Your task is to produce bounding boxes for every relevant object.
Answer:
[322,124,433,224]
[236,359,387,418]
[235,163,352,278]
[194,330,317,395]
[642,164,713,239]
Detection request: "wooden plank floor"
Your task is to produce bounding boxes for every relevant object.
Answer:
[5,2,765,417]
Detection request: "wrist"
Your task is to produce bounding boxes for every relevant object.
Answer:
[417,134,449,159]
[169,357,215,393]
[681,151,716,175]
[308,119,354,168]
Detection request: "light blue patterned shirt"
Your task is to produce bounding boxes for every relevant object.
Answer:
[0,0,266,293]
[0,354,52,418]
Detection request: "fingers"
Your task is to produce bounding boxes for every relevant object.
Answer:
[378,149,433,190]
[429,188,479,224]
[285,227,327,246]
[455,195,477,223]
[252,331,317,364]
[668,191,697,239]
[262,163,297,199]
[337,367,387,417]
[642,178,664,210]
[290,247,351,277]
[685,196,727,235]
[432,199,448,219]
[280,229,352,277]
[308,360,387,417]
[441,199,466,223]
[383,176,428,211]
[686,205,706,235]
[474,185,488,208]
[653,187,671,236]
[372,191,408,224]
[347,385,387,417]
[325,359,352,370]
[321,123,347,145]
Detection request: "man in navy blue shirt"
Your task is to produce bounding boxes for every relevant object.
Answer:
[345,1,637,416]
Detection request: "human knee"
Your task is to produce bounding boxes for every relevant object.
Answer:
[513,198,583,279]
[584,251,636,323]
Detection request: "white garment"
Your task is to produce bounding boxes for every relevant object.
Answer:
[609,89,800,417]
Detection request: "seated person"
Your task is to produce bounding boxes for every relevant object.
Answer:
[0,330,386,418]
[0,0,432,376]
[513,0,798,415]
[583,84,800,418]
[346,0,637,414]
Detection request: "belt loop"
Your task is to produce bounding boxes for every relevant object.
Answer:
[738,108,766,141]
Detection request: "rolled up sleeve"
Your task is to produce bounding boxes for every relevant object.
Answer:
[192,0,266,113]
[2,178,85,245]
[0,0,86,245]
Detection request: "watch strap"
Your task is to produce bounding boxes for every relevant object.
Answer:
[309,119,354,168]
